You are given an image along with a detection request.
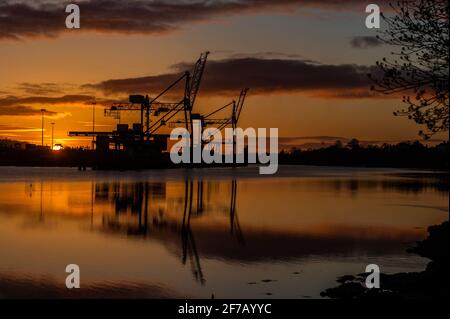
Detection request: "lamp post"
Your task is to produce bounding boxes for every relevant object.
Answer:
[51,122,55,150]
[92,101,96,150]
[40,109,46,147]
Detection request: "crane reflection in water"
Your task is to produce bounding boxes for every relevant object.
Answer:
[90,178,244,286]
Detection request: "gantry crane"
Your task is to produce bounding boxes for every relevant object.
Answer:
[206,88,248,161]
[103,52,210,139]
[170,88,248,131]
[170,88,249,159]
[148,51,209,135]
[69,52,209,152]
[204,88,249,131]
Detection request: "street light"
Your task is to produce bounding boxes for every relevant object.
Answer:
[40,109,46,147]
[51,122,55,150]
[92,101,97,150]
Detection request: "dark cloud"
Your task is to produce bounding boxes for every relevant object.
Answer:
[86,57,381,98]
[17,83,65,95]
[0,94,96,107]
[0,105,58,116]
[0,0,389,40]
[227,52,308,60]
[0,94,103,116]
[350,36,384,49]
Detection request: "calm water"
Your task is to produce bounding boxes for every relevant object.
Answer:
[0,166,448,298]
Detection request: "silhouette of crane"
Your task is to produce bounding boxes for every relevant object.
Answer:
[69,52,210,153]
[102,52,210,139]
[171,88,249,161]
[171,88,248,131]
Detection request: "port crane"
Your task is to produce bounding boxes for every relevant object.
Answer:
[170,88,248,131]
[69,52,209,151]
[170,88,249,159]
[204,88,249,132]
[103,51,210,138]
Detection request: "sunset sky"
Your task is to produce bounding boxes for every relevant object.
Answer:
[0,0,446,148]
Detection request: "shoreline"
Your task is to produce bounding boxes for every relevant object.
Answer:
[0,163,447,172]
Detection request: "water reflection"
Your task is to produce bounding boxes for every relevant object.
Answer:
[93,179,244,285]
[329,176,449,194]
[0,167,447,298]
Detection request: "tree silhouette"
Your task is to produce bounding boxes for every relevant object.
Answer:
[347,138,360,149]
[370,0,449,139]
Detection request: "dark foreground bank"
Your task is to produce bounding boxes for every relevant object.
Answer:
[321,221,450,299]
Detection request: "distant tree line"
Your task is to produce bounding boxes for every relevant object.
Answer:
[1,138,448,170]
[279,139,448,169]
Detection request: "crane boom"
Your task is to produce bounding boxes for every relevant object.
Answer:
[169,88,248,133]
[236,88,249,123]
[188,51,209,111]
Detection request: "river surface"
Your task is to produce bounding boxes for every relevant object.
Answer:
[0,165,448,298]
